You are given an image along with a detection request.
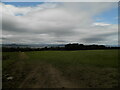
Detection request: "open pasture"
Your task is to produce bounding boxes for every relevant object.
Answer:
[2,50,118,88]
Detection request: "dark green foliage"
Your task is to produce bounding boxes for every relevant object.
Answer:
[2,43,119,52]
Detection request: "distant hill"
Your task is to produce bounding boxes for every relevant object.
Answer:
[2,44,65,48]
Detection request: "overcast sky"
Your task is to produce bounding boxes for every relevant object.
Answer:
[1,2,118,45]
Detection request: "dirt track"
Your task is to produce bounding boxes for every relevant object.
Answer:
[18,52,78,88]
[19,63,78,88]
[19,52,29,60]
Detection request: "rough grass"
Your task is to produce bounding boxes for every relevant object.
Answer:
[2,50,118,88]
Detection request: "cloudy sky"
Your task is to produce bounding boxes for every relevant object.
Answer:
[1,1,118,45]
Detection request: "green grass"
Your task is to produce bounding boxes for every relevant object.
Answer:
[26,50,118,68]
[2,50,119,88]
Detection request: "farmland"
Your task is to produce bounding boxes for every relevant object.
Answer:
[2,50,118,88]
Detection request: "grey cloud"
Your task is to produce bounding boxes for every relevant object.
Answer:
[55,40,67,43]
[1,2,118,45]
[82,37,105,43]
[2,15,79,38]
[81,32,118,43]
[0,37,6,40]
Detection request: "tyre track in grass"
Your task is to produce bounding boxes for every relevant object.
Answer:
[19,63,78,88]
[19,52,29,60]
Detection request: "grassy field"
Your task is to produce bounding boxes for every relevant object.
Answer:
[2,50,118,88]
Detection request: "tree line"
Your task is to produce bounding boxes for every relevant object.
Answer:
[2,43,119,52]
